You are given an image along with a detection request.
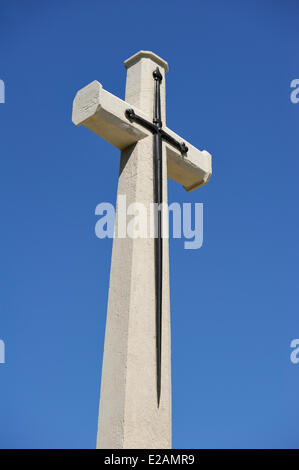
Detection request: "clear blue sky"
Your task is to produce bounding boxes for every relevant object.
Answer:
[0,0,299,449]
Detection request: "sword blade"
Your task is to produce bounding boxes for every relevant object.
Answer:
[153,67,163,407]
[153,130,163,407]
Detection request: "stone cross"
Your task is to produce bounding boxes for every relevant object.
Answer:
[72,51,212,449]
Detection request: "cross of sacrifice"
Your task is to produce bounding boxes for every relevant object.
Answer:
[72,51,212,449]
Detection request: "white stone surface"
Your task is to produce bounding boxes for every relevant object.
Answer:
[72,51,212,449]
[72,81,148,150]
[96,52,171,449]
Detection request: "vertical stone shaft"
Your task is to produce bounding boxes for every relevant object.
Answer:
[97,52,171,449]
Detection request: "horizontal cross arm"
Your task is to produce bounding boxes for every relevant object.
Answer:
[72,81,150,150]
[162,126,212,192]
[72,81,212,192]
